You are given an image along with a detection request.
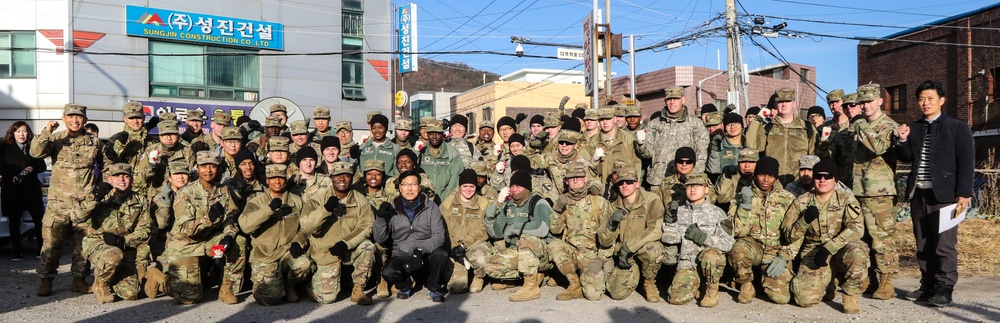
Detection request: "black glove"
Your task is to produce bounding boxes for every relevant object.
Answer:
[190,141,211,153]
[722,165,738,178]
[249,120,262,131]
[208,202,226,222]
[93,182,114,202]
[218,235,235,250]
[404,248,425,273]
[685,224,708,246]
[289,242,305,258]
[666,200,680,224]
[269,197,283,211]
[376,202,395,221]
[450,245,467,264]
[514,113,528,124]
[615,243,633,269]
[328,241,349,257]
[102,232,124,248]
[608,208,626,231]
[349,145,360,160]
[813,247,831,267]
[802,206,820,224]
[144,116,161,131]
[324,196,342,213]
[678,174,688,183]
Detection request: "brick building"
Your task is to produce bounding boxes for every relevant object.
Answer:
[857,3,1000,160]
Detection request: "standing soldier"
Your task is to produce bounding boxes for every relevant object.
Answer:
[288,120,321,161]
[356,159,393,298]
[715,148,759,208]
[391,118,414,151]
[639,86,710,190]
[165,151,244,305]
[470,161,498,202]
[144,161,191,299]
[746,88,817,185]
[785,160,869,314]
[830,93,861,189]
[248,116,284,158]
[179,110,211,147]
[299,162,376,305]
[816,89,848,160]
[310,106,334,143]
[358,113,401,177]
[287,147,331,198]
[661,174,734,307]
[547,162,615,301]
[84,163,152,303]
[706,113,746,180]
[238,164,311,305]
[583,109,601,140]
[440,169,492,294]
[317,136,342,174]
[851,83,900,299]
[623,105,644,136]
[31,103,106,296]
[217,127,247,183]
[134,120,194,199]
[657,147,716,223]
[205,111,233,151]
[269,104,290,136]
[419,120,465,199]
[598,165,665,303]
[474,120,499,167]
[336,121,359,162]
[446,114,483,166]
[535,120,599,195]
[267,136,299,177]
[106,102,156,170]
[703,112,724,138]
[590,106,642,188]
[727,156,798,304]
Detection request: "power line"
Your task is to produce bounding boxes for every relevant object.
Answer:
[745,34,827,95]
[749,14,1000,32]
[420,0,499,51]
[1,47,565,59]
[771,0,951,18]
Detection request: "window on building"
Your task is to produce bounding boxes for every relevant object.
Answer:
[149,41,259,101]
[482,106,493,122]
[342,0,365,100]
[888,84,907,114]
[799,68,810,83]
[0,31,36,78]
[465,112,476,131]
[773,68,784,80]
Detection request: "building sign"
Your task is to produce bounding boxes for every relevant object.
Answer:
[126,5,284,51]
[397,3,418,74]
[139,100,253,134]
[582,11,595,97]
[557,48,585,60]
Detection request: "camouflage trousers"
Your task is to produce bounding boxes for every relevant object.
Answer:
[309,240,376,304]
[792,242,870,307]
[136,228,169,273]
[37,204,90,279]
[164,234,247,303]
[728,237,793,304]
[858,196,898,276]
[668,247,726,305]
[484,235,553,279]
[448,241,492,290]
[250,253,312,306]
[608,241,665,300]
[547,239,609,300]
[83,238,142,301]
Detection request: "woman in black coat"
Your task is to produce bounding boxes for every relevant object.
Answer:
[1,121,47,261]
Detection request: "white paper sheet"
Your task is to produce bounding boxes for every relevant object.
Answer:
[938,204,966,233]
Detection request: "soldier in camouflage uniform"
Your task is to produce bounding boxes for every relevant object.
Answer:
[784,160,869,314]
[355,159,394,298]
[661,174,734,307]
[623,105,644,136]
[299,162,376,305]
[509,155,558,202]
[727,156,798,304]
[268,104,291,137]
[534,120,600,196]
[336,121,359,163]
[216,127,247,183]
[590,107,642,189]
[829,93,861,189]
[639,86,711,189]
[288,120,322,161]
[287,147,332,198]
[246,116,283,159]
[83,163,152,303]
[470,161,498,202]
[446,114,483,167]
[31,103,107,296]
[203,110,231,150]
[384,149,435,202]
[706,113,746,180]
[614,104,628,129]
[714,148,758,208]
[267,136,299,178]
[179,109,212,148]
[106,102,156,173]
[483,170,554,302]
[164,151,244,304]
[785,155,854,197]
[746,88,818,185]
[391,118,414,151]
[547,162,615,301]
[597,165,665,302]
[309,106,335,144]
[583,109,601,141]
[703,112,724,138]
[474,120,500,168]
[134,120,195,200]
[358,114,401,178]
[851,83,900,299]
[816,89,849,160]
[658,147,717,223]
[239,164,312,305]
[420,121,466,199]
[144,161,191,299]
[440,169,492,294]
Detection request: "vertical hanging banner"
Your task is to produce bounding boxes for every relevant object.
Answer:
[397,3,418,74]
[582,10,595,97]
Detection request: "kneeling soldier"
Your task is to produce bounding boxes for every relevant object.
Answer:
[440,169,492,294]
[599,165,665,302]
[239,164,311,305]
[84,163,152,303]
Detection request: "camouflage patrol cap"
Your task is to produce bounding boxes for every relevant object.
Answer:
[543,115,561,128]
[186,109,205,122]
[826,89,845,103]
[479,119,494,129]
[564,162,587,179]
[584,109,600,121]
[597,107,615,120]
[268,136,290,152]
[684,173,711,186]
[857,83,882,102]
[843,93,859,105]
[63,103,87,117]
[329,161,354,176]
[575,103,589,109]
[625,106,642,117]
[289,120,309,135]
[269,104,287,113]
[799,154,820,170]
[557,129,581,144]
[265,116,282,128]
[663,86,684,99]
[615,165,639,182]
[313,106,331,119]
[221,127,242,140]
[614,105,627,117]
[196,151,221,165]
[336,120,353,132]
[168,161,190,175]
[704,112,723,126]
[425,120,444,133]
[363,159,385,173]
[265,164,288,178]
[738,148,760,162]
[212,110,232,126]
[396,118,413,131]
[470,161,489,176]
[107,163,132,176]
[158,120,180,135]
[419,116,436,128]
[366,111,383,124]
[160,112,178,121]
[775,88,796,103]
[123,102,144,118]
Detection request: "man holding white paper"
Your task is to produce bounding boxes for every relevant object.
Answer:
[895,80,975,308]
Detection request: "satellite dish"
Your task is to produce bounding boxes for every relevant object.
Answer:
[249,97,306,124]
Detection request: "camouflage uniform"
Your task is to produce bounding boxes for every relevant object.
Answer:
[178,110,214,148]
[549,181,615,300]
[639,88,710,187]
[483,193,554,280]
[727,183,797,304]
[745,88,817,185]
[288,173,333,198]
[336,121,358,163]
[309,106,335,144]
[216,127,244,183]
[589,113,643,185]
[134,121,195,200]
[706,133,744,176]
[147,162,191,277]
[106,102,155,173]
[439,189,492,293]
[534,130,601,195]
[248,116,284,162]
[390,118,414,151]
[828,93,858,189]
[784,190,869,308]
[470,161,499,202]
[448,136,483,167]
[597,168,665,300]
[657,173,717,223]
[288,121,323,160]
[473,122,500,169]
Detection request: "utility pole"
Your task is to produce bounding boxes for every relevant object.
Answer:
[725,0,746,114]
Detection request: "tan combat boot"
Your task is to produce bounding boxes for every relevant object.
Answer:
[145,267,167,299]
[37,278,53,296]
[285,280,300,303]
[700,283,720,308]
[92,279,115,303]
[492,281,513,291]
[842,292,860,314]
[469,276,485,293]
[555,274,583,301]
[737,282,755,304]
[509,274,541,302]
[375,278,391,298]
[351,284,372,305]
[218,280,238,304]
[71,277,92,294]
[872,273,894,300]
[643,280,662,303]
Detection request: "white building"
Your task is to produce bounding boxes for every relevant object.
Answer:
[409,90,460,126]
[0,0,392,136]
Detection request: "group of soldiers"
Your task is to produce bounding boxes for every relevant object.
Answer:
[30,82,910,313]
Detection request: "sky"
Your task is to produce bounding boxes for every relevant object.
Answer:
[404,0,997,107]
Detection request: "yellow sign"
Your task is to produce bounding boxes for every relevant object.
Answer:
[394,91,408,107]
[624,99,636,106]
